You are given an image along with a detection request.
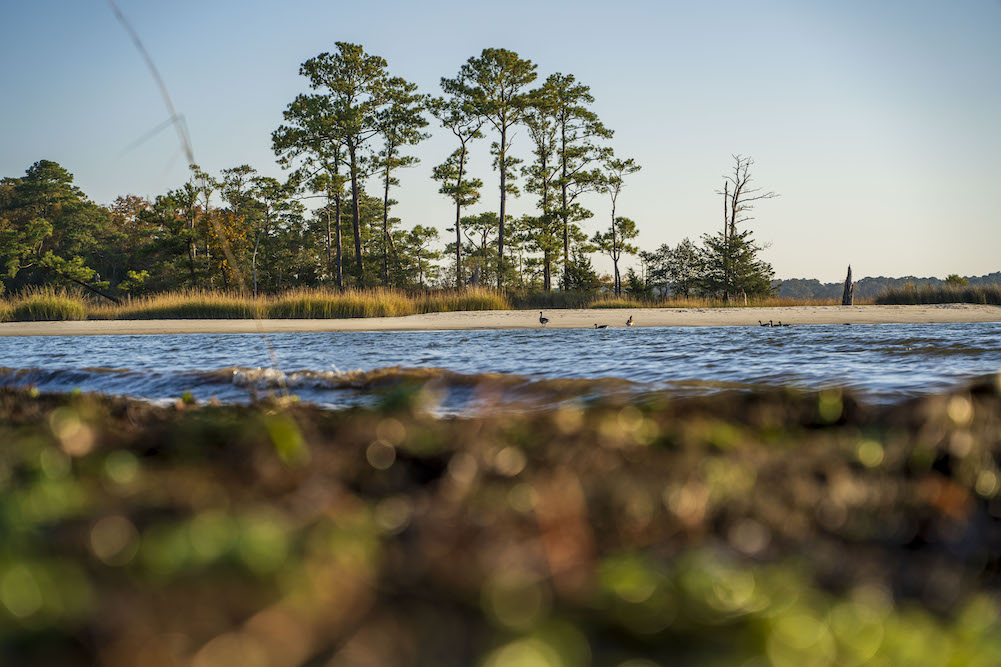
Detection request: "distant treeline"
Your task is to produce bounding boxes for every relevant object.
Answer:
[776,272,1001,300]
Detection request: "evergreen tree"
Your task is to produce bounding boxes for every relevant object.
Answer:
[592,216,639,295]
[547,74,612,282]
[442,49,537,287]
[600,155,641,295]
[699,226,775,298]
[429,96,484,288]
[375,77,428,285]
[274,43,398,284]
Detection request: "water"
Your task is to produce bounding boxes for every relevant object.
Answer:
[1,322,1000,411]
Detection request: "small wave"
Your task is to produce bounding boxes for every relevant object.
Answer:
[0,364,648,412]
[222,365,641,396]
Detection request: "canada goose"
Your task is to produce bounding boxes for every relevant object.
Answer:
[626,315,634,327]
[777,321,790,327]
[539,311,549,327]
[594,324,607,329]
[758,320,771,327]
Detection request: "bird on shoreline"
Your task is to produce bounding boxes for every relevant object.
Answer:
[594,324,607,329]
[758,320,772,327]
[539,312,549,327]
[626,316,634,327]
[776,321,790,327]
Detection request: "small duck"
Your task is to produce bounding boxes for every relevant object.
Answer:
[539,311,549,327]
[626,315,634,327]
[594,323,607,329]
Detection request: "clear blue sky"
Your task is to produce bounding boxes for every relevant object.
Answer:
[2,0,999,282]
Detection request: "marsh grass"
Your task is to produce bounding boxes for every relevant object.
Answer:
[876,284,1001,306]
[588,294,844,309]
[513,290,844,310]
[2,286,849,322]
[5,286,88,321]
[84,287,512,320]
[263,287,510,318]
[89,290,262,319]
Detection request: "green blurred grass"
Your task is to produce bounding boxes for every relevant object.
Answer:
[1,377,1000,664]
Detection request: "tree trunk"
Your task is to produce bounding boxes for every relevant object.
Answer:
[611,217,619,295]
[454,200,463,289]
[324,204,333,282]
[347,141,364,284]
[723,182,731,301]
[842,265,854,305]
[610,198,618,295]
[334,194,344,292]
[382,158,392,286]
[498,125,507,289]
[543,250,551,291]
[560,122,569,285]
[252,228,263,297]
[187,240,197,286]
[453,144,467,289]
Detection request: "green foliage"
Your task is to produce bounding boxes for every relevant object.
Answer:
[700,226,776,298]
[624,267,651,299]
[946,273,970,286]
[561,248,601,292]
[3,379,1001,663]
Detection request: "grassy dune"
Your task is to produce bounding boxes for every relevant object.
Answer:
[1,378,1001,664]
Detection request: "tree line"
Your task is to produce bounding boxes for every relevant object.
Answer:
[0,43,778,299]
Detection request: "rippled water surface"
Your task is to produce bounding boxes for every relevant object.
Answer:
[2,322,1000,409]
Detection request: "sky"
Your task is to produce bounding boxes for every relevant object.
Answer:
[2,0,999,283]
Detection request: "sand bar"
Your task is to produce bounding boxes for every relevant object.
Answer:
[1,304,999,337]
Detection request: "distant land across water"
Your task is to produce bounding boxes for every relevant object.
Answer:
[774,271,1001,300]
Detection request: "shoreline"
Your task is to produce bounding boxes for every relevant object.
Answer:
[1,303,999,336]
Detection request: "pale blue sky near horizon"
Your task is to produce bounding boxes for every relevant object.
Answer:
[2,0,999,283]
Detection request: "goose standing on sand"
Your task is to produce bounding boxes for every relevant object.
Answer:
[626,315,634,327]
[539,312,549,327]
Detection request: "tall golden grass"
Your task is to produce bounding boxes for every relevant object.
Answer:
[587,294,847,308]
[0,286,854,322]
[513,290,848,310]
[4,286,88,321]
[84,287,511,320]
[875,284,1001,306]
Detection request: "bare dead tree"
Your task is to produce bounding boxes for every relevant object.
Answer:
[842,265,855,305]
[715,155,778,300]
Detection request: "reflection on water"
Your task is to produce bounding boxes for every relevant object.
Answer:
[1,322,999,410]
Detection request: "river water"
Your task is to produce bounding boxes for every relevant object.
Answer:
[1,322,1000,411]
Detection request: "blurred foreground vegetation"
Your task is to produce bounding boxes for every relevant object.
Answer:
[2,377,1001,665]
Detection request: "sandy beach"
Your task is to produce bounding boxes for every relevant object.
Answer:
[1,303,999,336]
